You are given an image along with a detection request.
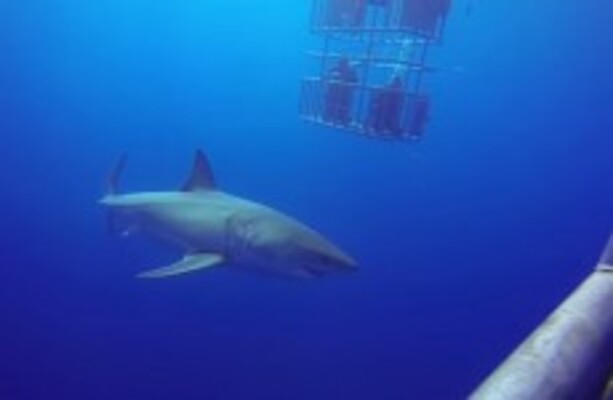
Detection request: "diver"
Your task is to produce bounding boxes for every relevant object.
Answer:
[323,57,358,127]
[400,0,451,36]
[325,0,367,28]
[366,74,405,135]
[409,96,429,138]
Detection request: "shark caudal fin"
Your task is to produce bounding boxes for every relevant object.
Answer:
[106,154,127,195]
[182,150,216,192]
[104,154,127,236]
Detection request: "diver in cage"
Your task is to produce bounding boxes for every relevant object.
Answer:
[325,0,367,28]
[323,57,358,127]
[409,96,429,138]
[366,74,405,135]
[400,0,451,35]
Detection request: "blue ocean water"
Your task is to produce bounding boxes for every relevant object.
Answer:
[0,0,611,399]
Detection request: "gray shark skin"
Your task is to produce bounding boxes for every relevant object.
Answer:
[100,150,357,279]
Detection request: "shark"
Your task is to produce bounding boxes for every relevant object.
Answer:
[100,150,357,279]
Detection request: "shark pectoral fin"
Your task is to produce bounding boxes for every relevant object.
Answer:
[137,253,224,279]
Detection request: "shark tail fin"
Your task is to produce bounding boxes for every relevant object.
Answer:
[106,154,127,195]
[104,154,127,236]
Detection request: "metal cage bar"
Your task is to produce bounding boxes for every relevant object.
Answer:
[299,77,429,140]
[301,0,449,141]
[311,0,448,42]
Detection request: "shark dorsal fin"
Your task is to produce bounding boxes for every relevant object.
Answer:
[600,234,613,267]
[182,150,216,192]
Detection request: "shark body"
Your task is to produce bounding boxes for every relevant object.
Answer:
[100,151,357,279]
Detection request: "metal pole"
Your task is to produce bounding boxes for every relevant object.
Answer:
[414,40,429,94]
[605,376,613,400]
[320,34,330,79]
[310,0,319,33]
[357,29,375,131]
[470,235,613,400]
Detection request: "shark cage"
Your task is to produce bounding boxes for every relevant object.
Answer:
[299,0,452,141]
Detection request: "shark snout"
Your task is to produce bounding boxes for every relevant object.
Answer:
[306,241,358,274]
[99,195,125,206]
[328,248,358,272]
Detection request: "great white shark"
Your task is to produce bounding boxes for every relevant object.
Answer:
[100,150,357,279]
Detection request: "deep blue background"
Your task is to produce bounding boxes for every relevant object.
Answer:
[0,0,611,399]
